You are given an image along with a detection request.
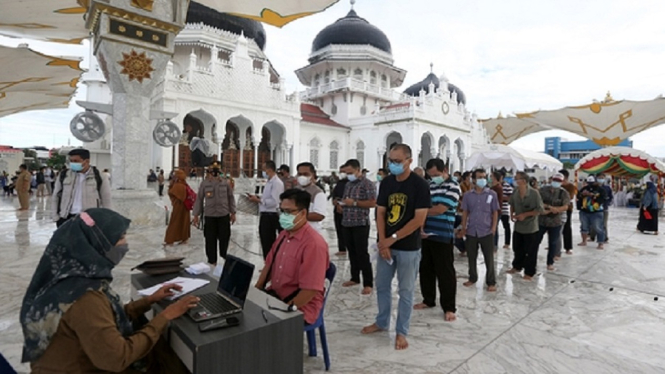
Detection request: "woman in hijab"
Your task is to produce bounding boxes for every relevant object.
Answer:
[164,169,191,246]
[20,208,199,373]
[637,181,659,235]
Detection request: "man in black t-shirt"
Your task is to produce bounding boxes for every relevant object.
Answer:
[361,144,431,350]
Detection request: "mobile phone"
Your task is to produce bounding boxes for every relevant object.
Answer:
[198,316,240,332]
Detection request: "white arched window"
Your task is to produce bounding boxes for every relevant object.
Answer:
[309,137,321,169]
[353,68,363,80]
[356,140,365,167]
[329,140,339,169]
[324,70,330,84]
[370,71,377,85]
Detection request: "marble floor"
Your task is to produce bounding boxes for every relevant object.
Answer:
[1,192,665,373]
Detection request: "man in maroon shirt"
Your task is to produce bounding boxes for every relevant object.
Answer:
[255,189,330,324]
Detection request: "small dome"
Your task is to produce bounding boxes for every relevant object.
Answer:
[403,72,467,105]
[311,9,391,54]
[186,2,267,50]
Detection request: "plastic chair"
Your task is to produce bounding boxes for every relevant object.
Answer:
[304,262,336,371]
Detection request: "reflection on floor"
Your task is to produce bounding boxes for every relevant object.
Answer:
[1,193,665,373]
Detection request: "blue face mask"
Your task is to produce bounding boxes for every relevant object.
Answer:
[376,175,383,182]
[551,181,562,189]
[452,176,459,182]
[262,171,267,179]
[389,162,404,176]
[432,176,445,185]
[347,174,357,182]
[279,211,301,230]
[475,179,487,188]
[597,178,605,184]
[70,162,83,172]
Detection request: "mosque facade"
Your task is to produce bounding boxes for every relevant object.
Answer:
[84,2,490,178]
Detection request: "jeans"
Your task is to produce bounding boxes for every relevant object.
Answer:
[580,211,606,243]
[343,225,373,287]
[420,239,456,312]
[590,210,610,241]
[465,234,496,286]
[538,225,562,266]
[512,231,540,276]
[376,249,421,337]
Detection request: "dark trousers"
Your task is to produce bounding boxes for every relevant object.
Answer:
[420,239,456,312]
[259,213,282,259]
[56,214,76,228]
[204,215,231,263]
[512,231,540,276]
[500,215,511,246]
[465,234,496,286]
[158,184,165,196]
[562,209,573,250]
[454,215,466,253]
[333,212,346,252]
[537,225,562,266]
[342,225,373,287]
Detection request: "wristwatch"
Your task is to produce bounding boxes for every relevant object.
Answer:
[353,200,358,207]
[391,233,398,240]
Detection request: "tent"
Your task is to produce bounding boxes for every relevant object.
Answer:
[574,146,665,178]
[466,144,563,172]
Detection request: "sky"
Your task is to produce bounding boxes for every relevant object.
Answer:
[1,0,665,155]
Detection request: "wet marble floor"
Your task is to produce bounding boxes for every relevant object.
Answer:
[1,192,665,373]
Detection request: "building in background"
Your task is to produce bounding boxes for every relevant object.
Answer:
[545,136,633,165]
[0,145,23,174]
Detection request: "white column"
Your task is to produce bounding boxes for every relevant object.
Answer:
[253,141,259,177]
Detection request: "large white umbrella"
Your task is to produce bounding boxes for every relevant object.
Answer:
[466,144,562,172]
[481,116,548,145]
[0,0,88,43]
[196,0,341,27]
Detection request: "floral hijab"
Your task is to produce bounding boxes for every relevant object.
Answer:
[20,208,131,363]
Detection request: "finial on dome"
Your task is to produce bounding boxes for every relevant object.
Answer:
[430,62,434,73]
[350,0,356,9]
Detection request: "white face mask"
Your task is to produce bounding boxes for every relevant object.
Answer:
[297,176,311,187]
[339,172,347,179]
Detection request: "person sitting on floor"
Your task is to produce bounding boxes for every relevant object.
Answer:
[20,208,199,374]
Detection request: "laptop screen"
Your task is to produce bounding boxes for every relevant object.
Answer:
[217,255,255,307]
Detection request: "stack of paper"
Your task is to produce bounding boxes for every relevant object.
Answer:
[138,276,210,300]
[185,262,211,275]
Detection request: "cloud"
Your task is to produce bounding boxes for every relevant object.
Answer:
[2,0,665,155]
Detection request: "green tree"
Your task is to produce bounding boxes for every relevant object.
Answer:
[22,149,40,171]
[563,161,575,170]
[46,150,66,170]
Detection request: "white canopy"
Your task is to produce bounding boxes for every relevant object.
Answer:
[0,0,88,43]
[196,0,341,27]
[481,116,547,145]
[466,144,563,172]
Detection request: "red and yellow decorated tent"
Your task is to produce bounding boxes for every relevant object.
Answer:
[575,146,665,178]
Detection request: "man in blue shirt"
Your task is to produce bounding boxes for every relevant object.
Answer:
[414,159,461,322]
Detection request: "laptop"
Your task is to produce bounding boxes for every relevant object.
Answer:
[187,255,255,322]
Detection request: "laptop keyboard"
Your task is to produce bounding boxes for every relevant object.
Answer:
[199,293,238,314]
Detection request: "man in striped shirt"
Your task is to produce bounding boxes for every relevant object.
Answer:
[500,172,514,249]
[414,159,461,321]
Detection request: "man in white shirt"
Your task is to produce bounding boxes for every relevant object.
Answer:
[248,160,284,259]
[296,162,327,236]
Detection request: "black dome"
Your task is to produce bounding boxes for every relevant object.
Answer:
[311,9,391,54]
[186,2,267,50]
[403,73,467,105]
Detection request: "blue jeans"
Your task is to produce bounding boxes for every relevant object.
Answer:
[580,211,606,243]
[375,249,421,337]
[538,225,562,266]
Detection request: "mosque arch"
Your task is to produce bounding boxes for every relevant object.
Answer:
[383,131,403,168]
[419,132,436,167]
[309,137,322,169]
[455,138,466,172]
[179,108,218,177]
[356,140,365,167]
[222,115,255,177]
[329,140,340,170]
[439,135,451,167]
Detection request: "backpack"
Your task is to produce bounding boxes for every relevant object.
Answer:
[184,184,196,211]
[57,167,103,214]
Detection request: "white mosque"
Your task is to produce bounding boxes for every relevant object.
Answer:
[83,1,490,178]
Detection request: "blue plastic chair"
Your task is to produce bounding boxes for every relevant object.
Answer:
[304,262,336,371]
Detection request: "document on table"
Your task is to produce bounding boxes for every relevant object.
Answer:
[138,277,210,300]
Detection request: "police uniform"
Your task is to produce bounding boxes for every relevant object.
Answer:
[193,164,236,264]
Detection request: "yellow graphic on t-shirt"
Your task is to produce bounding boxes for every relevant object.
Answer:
[387,193,407,226]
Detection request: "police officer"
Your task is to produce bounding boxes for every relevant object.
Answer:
[192,162,236,265]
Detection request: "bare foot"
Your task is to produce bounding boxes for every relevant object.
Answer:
[566,250,573,255]
[597,244,604,250]
[444,311,457,321]
[413,303,432,310]
[463,281,475,287]
[503,245,511,249]
[335,251,347,256]
[506,268,520,274]
[361,286,372,295]
[180,240,188,245]
[395,334,409,350]
[523,275,533,281]
[459,252,467,257]
[547,265,555,271]
[361,323,384,335]
[487,285,497,292]
[554,256,561,261]
[577,242,587,247]
[342,281,360,287]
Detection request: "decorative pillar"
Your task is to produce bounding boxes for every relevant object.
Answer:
[188,49,197,82]
[253,141,259,177]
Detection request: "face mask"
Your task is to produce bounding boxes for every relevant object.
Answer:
[597,178,605,184]
[452,176,459,182]
[106,244,129,265]
[226,173,230,178]
[297,176,311,187]
[551,181,562,189]
[475,179,487,188]
[211,171,220,177]
[376,175,383,182]
[279,211,301,230]
[432,176,445,185]
[513,180,519,187]
[70,162,83,172]
[339,172,347,180]
[262,171,267,179]
[347,173,357,182]
[389,162,404,175]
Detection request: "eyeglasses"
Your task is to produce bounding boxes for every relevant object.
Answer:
[388,159,404,164]
[279,208,301,215]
